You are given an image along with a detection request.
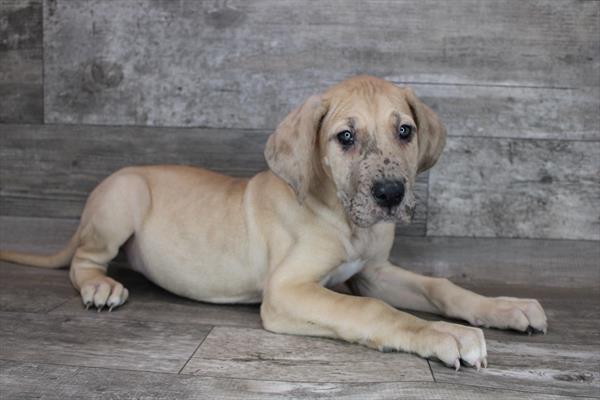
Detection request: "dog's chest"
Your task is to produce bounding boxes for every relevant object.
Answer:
[321,259,366,287]
[319,228,380,287]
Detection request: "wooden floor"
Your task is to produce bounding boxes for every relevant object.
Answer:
[0,218,598,399]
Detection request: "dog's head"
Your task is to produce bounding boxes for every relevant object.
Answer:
[265,75,446,227]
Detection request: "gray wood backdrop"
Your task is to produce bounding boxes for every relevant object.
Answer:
[1,0,599,241]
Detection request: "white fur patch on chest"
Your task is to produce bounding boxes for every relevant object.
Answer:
[321,259,366,288]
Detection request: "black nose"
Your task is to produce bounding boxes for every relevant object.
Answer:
[371,180,405,208]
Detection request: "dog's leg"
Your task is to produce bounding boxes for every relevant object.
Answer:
[262,281,487,369]
[70,222,131,312]
[352,262,547,334]
[70,172,150,311]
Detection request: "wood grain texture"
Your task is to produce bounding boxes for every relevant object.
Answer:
[2,361,592,400]
[0,311,210,373]
[412,84,600,141]
[0,216,78,252]
[0,0,43,123]
[0,262,77,313]
[391,236,600,289]
[427,137,600,240]
[43,0,599,128]
[182,326,432,383]
[430,340,600,398]
[0,124,427,236]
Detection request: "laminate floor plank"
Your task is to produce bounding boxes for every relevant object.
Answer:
[182,326,432,383]
[0,262,76,313]
[391,236,600,288]
[0,312,211,373]
[1,360,593,400]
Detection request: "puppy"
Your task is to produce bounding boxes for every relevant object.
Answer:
[0,76,547,370]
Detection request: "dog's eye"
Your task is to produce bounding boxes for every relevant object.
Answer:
[337,130,355,147]
[398,124,413,140]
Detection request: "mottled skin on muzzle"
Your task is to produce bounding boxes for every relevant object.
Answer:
[335,149,417,228]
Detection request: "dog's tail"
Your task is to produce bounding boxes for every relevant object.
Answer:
[0,231,80,269]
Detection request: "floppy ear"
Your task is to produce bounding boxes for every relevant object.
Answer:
[404,88,447,173]
[264,95,329,203]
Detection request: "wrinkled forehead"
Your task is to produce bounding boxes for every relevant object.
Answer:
[322,88,414,133]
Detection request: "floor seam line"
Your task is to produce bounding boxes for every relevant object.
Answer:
[427,360,436,383]
[45,296,78,313]
[178,326,213,374]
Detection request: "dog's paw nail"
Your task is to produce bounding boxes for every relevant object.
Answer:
[475,360,481,371]
[525,326,534,335]
[84,303,91,310]
[454,359,460,371]
[482,357,488,368]
[108,305,115,312]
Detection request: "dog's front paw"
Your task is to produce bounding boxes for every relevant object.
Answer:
[80,276,129,312]
[473,297,547,334]
[416,321,487,370]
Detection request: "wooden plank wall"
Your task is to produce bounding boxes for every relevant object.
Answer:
[0,0,43,123]
[1,0,599,241]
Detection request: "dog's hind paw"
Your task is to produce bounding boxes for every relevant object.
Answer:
[80,277,129,312]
